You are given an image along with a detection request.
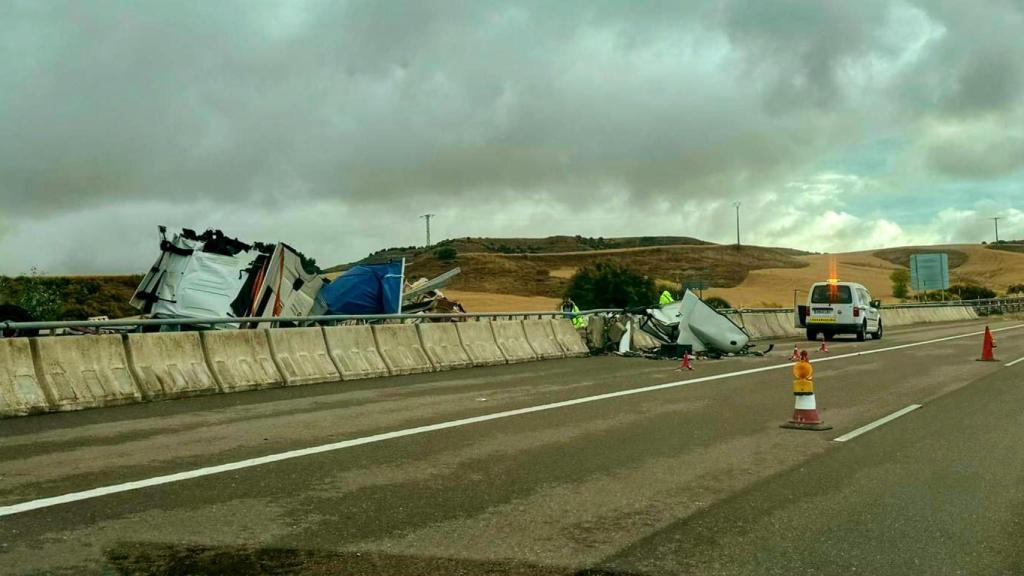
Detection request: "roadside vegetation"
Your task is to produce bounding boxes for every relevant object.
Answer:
[0,273,142,321]
[563,262,657,309]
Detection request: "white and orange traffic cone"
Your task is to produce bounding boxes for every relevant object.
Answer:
[977,326,998,362]
[818,333,829,353]
[788,345,801,361]
[781,351,832,431]
[678,352,694,371]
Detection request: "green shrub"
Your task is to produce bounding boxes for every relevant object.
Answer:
[564,262,656,309]
[434,246,458,261]
[703,296,733,310]
[890,269,910,299]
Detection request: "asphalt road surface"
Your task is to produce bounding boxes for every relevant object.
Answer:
[2,319,1023,575]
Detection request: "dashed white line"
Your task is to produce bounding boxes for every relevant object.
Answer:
[832,404,923,443]
[1004,356,1024,367]
[2,323,1022,518]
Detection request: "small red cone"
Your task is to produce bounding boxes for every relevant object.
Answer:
[678,352,694,371]
[818,333,829,353]
[788,345,801,361]
[977,326,998,362]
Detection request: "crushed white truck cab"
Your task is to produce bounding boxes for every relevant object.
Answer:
[797,281,882,342]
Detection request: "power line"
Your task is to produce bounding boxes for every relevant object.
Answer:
[419,213,435,246]
[733,201,741,248]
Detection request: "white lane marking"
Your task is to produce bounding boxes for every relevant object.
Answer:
[832,404,923,443]
[1004,356,1024,367]
[2,323,1022,518]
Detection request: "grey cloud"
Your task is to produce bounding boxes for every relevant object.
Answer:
[1,1,1023,274]
[926,132,1024,179]
[898,0,1024,118]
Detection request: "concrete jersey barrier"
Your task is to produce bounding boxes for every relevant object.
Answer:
[491,320,539,363]
[323,325,390,380]
[456,321,507,366]
[372,324,435,375]
[738,313,774,340]
[321,325,389,379]
[31,334,141,412]
[200,330,283,392]
[267,327,340,386]
[417,323,473,370]
[523,319,565,359]
[126,332,219,400]
[0,338,50,417]
[770,313,801,338]
[550,319,589,357]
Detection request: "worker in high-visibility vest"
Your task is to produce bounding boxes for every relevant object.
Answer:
[659,290,675,305]
[561,298,587,328]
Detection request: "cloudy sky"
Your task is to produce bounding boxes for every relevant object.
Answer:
[2,0,1024,274]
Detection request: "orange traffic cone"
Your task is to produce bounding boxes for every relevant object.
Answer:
[818,333,829,353]
[678,352,694,371]
[977,326,998,362]
[781,350,832,431]
[788,345,801,361]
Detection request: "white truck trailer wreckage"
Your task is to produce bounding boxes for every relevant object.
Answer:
[130,227,464,327]
[611,290,751,357]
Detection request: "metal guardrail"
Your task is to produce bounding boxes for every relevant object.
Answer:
[0,309,625,334]
[721,297,1024,314]
[5,296,1023,335]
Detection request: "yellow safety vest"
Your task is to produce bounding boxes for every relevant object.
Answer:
[571,304,587,328]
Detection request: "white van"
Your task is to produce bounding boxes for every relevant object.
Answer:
[801,281,882,342]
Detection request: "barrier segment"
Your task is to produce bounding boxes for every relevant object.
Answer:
[456,321,507,366]
[417,323,473,370]
[739,313,774,340]
[523,319,565,359]
[267,327,340,386]
[0,338,50,417]
[491,321,539,363]
[323,325,390,380]
[550,319,589,357]
[32,334,141,412]
[126,332,219,400]
[372,324,434,375]
[200,330,283,393]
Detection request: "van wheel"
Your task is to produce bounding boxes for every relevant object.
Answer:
[806,328,818,341]
[873,319,883,340]
[856,321,866,342]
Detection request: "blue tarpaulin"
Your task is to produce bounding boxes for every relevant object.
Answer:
[317,261,404,315]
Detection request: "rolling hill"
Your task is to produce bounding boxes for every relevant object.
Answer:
[6,238,1023,319]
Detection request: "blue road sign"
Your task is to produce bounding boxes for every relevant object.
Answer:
[910,253,950,292]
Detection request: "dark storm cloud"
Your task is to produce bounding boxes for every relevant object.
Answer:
[0,0,886,218]
[1,1,1023,273]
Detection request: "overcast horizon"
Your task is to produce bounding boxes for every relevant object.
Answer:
[3,1,1024,275]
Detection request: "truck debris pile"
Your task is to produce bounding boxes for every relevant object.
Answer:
[606,290,752,358]
[131,227,464,327]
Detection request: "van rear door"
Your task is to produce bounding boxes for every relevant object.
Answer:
[807,284,853,326]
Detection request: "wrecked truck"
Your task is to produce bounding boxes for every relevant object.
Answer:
[610,290,750,356]
[130,227,466,327]
[130,227,325,327]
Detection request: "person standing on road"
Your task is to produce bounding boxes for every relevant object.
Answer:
[561,297,587,328]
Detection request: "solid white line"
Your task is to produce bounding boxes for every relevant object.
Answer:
[2,323,1022,518]
[1004,356,1024,367]
[832,404,923,442]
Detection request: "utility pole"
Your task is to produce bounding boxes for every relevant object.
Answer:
[991,216,1001,243]
[733,201,741,248]
[419,214,435,247]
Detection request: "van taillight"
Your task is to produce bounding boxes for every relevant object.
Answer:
[853,307,860,318]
